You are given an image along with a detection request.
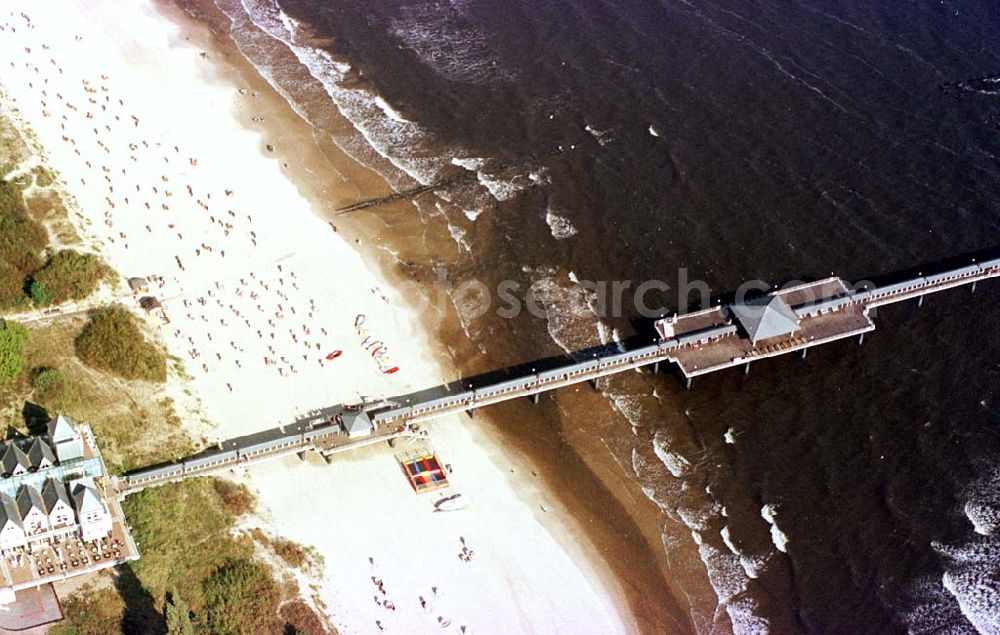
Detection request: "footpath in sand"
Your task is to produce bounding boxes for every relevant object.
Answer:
[0,2,632,633]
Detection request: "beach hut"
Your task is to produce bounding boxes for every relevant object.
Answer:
[139,296,169,325]
[127,277,149,295]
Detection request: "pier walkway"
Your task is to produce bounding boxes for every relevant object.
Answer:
[118,258,998,492]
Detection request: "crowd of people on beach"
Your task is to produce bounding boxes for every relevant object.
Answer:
[2,10,358,394]
[2,10,492,633]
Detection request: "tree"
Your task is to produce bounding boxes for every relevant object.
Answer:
[75,306,166,382]
[164,587,194,635]
[0,320,28,385]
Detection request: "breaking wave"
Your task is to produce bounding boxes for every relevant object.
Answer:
[544,208,578,240]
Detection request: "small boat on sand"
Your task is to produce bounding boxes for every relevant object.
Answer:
[434,493,468,512]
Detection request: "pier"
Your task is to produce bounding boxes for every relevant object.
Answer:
[119,257,999,492]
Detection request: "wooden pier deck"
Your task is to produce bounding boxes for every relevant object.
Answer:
[118,258,999,491]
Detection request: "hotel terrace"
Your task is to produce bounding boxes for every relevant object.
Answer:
[0,415,138,603]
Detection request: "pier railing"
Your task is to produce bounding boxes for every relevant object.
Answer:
[119,258,999,490]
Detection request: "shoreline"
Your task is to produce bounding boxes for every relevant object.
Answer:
[157,0,701,632]
[0,1,651,632]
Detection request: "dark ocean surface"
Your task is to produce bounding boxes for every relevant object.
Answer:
[202,0,1000,632]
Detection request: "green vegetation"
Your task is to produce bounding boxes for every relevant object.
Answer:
[202,559,282,634]
[0,180,98,309]
[29,249,105,305]
[31,366,72,409]
[48,585,126,635]
[123,479,256,612]
[76,305,166,382]
[32,165,55,188]
[0,179,47,277]
[271,536,308,569]
[21,320,191,472]
[165,587,195,635]
[212,477,257,516]
[0,261,27,309]
[0,319,28,385]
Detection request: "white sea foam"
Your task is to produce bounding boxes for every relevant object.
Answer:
[545,208,578,240]
[724,426,737,445]
[584,124,613,146]
[740,553,769,580]
[942,560,1000,634]
[721,525,738,554]
[648,125,660,137]
[965,499,998,536]
[451,156,486,171]
[760,504,789,553]
[653,429,692,478]
[898,575,972,634]
[476,172,524,201]
[697,543,746,605]
[447,223,470,252]
[373,95,411,123]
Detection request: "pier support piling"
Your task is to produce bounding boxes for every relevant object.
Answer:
[686,378,692,390]
[652,361,660,375]
[531,393,540,405]
[589,379,599,391]
[972,280,977,293]
[801,348,807,359]
[858,333,864,346]
[466,409,476,420]
[917,295,924,308]
[744,362,750,376]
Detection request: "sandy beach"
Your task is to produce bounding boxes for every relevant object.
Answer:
[0,1,639,632]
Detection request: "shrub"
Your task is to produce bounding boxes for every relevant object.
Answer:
[33,167,55,188]
[0,179,47,273]
[211,479,256,516]
[0,260,26,309]
[271,537,307,569]
[29,250,104,305]
[32,367,71,409]
[75,306,166,382]
[0,320,28,385]
[28,279,53,306]
[51,586,126,635]
[201,559,281,635]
